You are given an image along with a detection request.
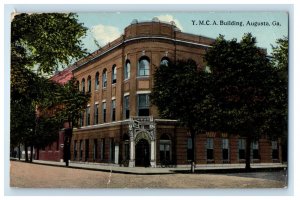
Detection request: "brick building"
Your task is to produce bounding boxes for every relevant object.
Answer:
[38,19,282,167]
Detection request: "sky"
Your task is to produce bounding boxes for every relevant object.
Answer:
[77,12,288,55]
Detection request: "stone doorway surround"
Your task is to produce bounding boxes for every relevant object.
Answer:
[128,116,156,167]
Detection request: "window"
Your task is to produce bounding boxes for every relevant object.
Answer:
[81,78,85,93]
[252,141,259,159]
[125,60,130,79]
[86,107,90,126]
[74,140,77,160]
[272,141,279,159]
[110,138,115,163]
[94,104,99,125]
[79,111,84,127]
[112,65,117,84]
[123,134,130,160]
[138,57,150,76]
[222,138,229,160]
[85,139,89,161]
[79,140,83,160]
[160,57,169,66]
[87,76,91,93]
[238,139,246,160]
[160,134,171,162]
[111,99,116,121]
[102,69,107,88]
[206,138,214,160]
[138,94,150,116]
[76,81,80,91]
[101,138,105,160]
[93,139,97,161]
[124,95,130,119]
[187,137,193,161]
[95,72,99,90]
[102,102,106,123]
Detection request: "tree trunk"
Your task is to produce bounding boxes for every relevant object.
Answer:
[30,145,34,162]
[25,144,28,162]
[245,136,251,171]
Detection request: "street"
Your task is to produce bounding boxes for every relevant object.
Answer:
[10,161,287,188]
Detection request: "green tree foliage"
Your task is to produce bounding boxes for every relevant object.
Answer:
[11,13,87,74]
[10,13,89,161]
[205,33,287,170]
[151,59,217,170]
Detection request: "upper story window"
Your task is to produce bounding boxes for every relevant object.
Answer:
[138,93,150,116]
[102,102,107,123]
[112,65,117,84]
[81,78,85,93]
[76,81,80,91]
[102,69,107,88]
[86,106,90,126]
[124,95,130,119]
[125,60,130,80]
[111,99,116,121]
[160,57,169,66]
[95,72,99,90]
[138,56,150,77]
[87,76,91,93]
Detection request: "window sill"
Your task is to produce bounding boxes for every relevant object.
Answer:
[136,76,150,79]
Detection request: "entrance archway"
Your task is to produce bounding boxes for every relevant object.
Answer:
[135,139,150,167]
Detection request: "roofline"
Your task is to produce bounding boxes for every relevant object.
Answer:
[72,36,212,72]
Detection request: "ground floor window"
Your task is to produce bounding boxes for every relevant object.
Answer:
[101,138,105,160]
[272,140,279,159]
[252,141,260,160]
[85,139,89,161]
[93,139,97,161]
[160,142,171,162]
[187,137,193,161]
[110,138,115,163]
[238,138,246,160]
[206,138,214,160]
[74,140,77,160]
[79,140,83,160]
[222,138,229,161]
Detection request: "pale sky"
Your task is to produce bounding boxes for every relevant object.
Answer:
[77,12,288,55]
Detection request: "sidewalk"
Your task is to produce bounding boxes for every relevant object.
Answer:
[12,159,287,175]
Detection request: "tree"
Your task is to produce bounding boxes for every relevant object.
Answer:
[50,77,90,166]
[11,13,87,74]
[151,59,217,172]
[267,37,288,162]
[205,33,285,170]
[11,13,88,161]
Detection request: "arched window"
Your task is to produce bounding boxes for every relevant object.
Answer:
[160,57,169,66]
[102,69,107,88]
[124,60,130,80]
[138,56,150,76]
[160,134,171,163]
[112,65,117,84]
[81,78,85,93]
[95,72,99,90]
[76,81,80,91]
[87,76,91,93]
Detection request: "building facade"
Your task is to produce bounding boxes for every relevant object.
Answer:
[40,19,282,167]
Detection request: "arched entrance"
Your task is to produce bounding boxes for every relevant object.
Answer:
[135,139,150,167]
